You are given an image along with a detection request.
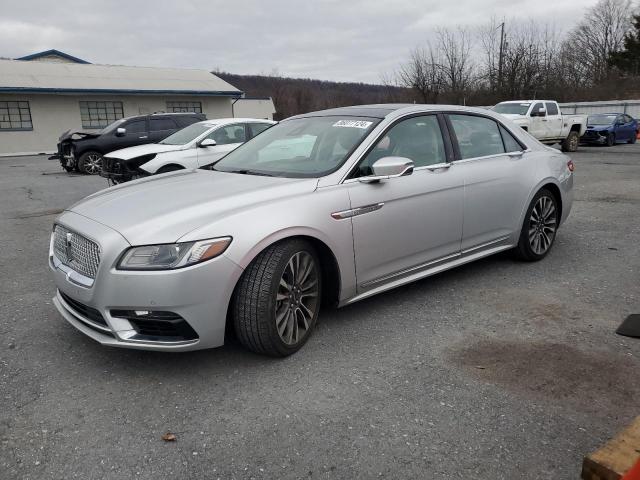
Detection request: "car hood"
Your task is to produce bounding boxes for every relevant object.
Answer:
[499,114,527,122]
[59,129,101,142]
[67,169,317,245]
[106,143,188,160]
[586,125,612,131]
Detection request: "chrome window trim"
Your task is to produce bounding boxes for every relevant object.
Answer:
[450,149,532,165]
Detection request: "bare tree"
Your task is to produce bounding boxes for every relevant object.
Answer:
[436,27,476,103]
[561,0,632,85]
[395,46,444,103]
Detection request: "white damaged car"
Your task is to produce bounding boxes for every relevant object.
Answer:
[101,118,275,183]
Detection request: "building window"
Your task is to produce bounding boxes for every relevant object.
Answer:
[0,101,33,131]
[79,101,124,129]
[166,101,202,113]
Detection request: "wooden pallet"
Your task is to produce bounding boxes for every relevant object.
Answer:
[582,416,640,480]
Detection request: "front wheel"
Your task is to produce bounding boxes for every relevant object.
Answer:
[514,189,559,261]
[78,151,103,175]
[606,133,615,147]
[629,132,637,144]
[232,239,321,356]
[561,131,579,152]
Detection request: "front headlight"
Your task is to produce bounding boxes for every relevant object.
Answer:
[117,237,232,270]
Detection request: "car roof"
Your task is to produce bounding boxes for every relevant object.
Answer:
[195,118,276,127]
[289,104,415,120]
[497,100,559,104]
[286,104,502,121]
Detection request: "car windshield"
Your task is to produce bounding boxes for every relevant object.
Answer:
[159,123,212,145]
[493,103,531,115]
[99,118,127,134]
[588,115,617,125]
[212,116,380,177]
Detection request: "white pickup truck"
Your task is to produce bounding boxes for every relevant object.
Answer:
[492,100,587,152]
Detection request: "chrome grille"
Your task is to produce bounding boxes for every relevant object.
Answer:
[53,225,100,279]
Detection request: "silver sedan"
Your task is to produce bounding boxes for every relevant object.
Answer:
[49,104,574,356]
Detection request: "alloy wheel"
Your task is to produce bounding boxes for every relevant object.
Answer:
[528,195,557,255]
[84,154,103,175]
[275,251,319,345]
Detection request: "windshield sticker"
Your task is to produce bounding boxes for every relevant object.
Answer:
[333,120,373,129]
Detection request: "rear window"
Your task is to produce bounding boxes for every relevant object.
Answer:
[150,118,178,131]
[175,115,204,127]
[449,114,505,159]
[545,102,559,115]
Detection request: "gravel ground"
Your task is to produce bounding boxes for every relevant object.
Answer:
[0,145,639,480]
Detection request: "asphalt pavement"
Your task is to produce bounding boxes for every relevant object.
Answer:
[1,144,639,479]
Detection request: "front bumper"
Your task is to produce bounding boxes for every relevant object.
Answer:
[581,131,609,144]
[49,211,243,351]
[101,157,149,184]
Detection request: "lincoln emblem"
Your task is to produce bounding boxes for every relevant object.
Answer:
[65,232,73,261]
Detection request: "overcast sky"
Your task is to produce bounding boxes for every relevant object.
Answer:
[1,0,601,83]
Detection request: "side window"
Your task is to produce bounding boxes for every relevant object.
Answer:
[175,116,201,128]
[208,124,247,145]
[249,123,272,137]
[499,125,524,153]
[123,120,146,134]
[624,115,633,124]
[545,102,559,116]
[531,102,545,116]
[355,115,445,177]
[449,114,505,159]
[150,118,177,131]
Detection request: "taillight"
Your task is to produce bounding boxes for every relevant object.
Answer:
[567,160,575,172]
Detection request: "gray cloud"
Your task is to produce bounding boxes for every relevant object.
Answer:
[1,0,601,83]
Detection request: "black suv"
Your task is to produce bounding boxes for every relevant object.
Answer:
[50,112,206,174]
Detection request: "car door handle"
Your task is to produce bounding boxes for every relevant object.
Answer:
[139,136,148,139]
[426,163,451,171]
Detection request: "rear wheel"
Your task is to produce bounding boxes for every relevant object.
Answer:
[561,131,579,152]
[629,132,637,144]
[606,132,615,147]
[514,189,559,261]
[78,151,103,175]
[232,239,321,356]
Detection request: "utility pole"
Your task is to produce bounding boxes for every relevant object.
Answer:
[497,21,505,92]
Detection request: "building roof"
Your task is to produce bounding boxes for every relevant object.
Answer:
[15,49,91,64]
[0,59,243,97]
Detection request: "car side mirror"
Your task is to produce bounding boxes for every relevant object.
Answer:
[116,127,126,137]
[359,157,414,183]
[199,138,217,147]
[531,108,546,117]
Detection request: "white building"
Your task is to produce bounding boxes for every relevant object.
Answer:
[0,49,275,155]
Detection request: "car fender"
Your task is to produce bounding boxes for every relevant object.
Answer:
[138,149,198,173]
[227,224,356,303]
[517,173,572,232]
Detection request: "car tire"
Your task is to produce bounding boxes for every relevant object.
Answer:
[78,151,103,175]
[232,239,322,357]
[514,188,559,262]
[606,133,615,147]
[629,132,637,144]
[561,131,579,152]
[156,164,184,174]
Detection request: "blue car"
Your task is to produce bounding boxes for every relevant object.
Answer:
[581,113,638,146]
